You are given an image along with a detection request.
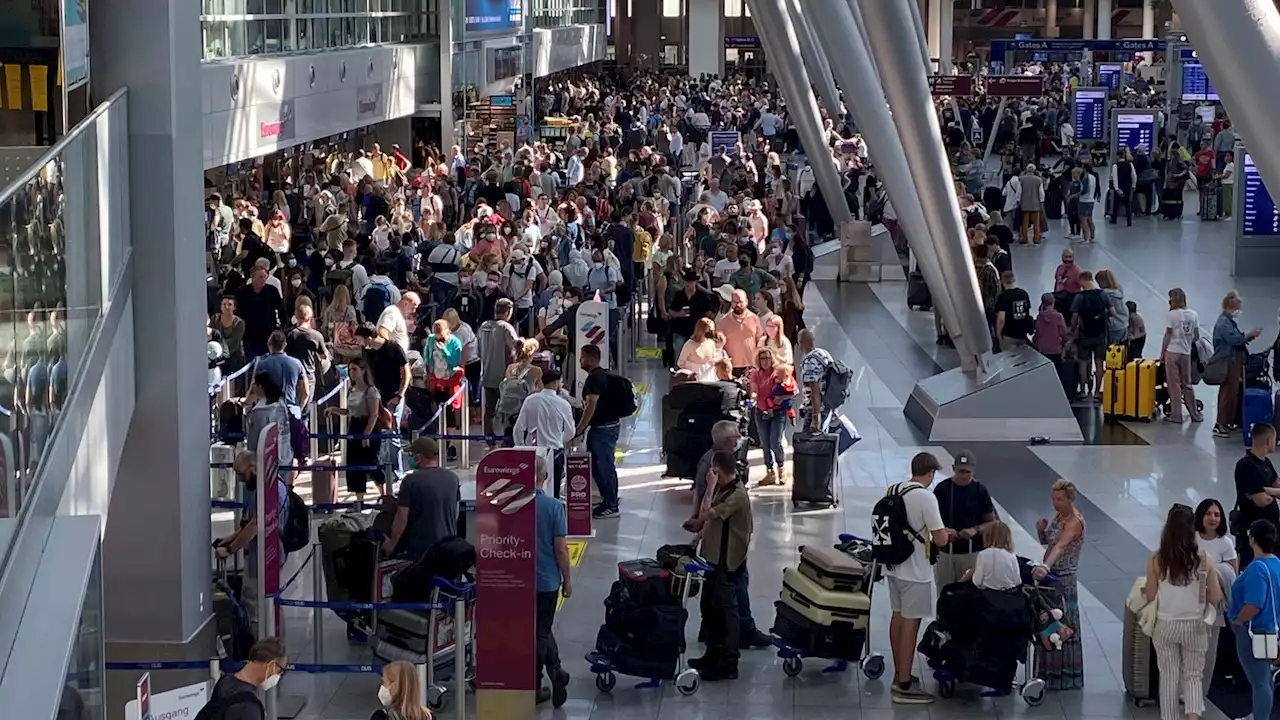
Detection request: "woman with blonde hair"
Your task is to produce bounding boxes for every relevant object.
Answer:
[443,308,480,407]
[1034,479,1087,689]
[1095,269,1129,349]
[271,189,291,223]
[371,659,432,720]
[495,337,543,439]
[964,520,1021,591]
[761,313,793,365]
[1161,287,1203,425]
[677,317,720,382]
[264,208,292,253]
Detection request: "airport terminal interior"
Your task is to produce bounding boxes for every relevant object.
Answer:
[10,0,1280,719]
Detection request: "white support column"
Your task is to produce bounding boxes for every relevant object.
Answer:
[1097,0,1112,40]
[926,0,941,71]
[1141,0,1155,61]
[1046,0,1059,38]
[1083,0,1096,39]
[858,0,993,366]
[439,0,455,152]
[810,0,966,355]
[903,0,931,74]
[748,0,851,224]
[786,0,841,122]
[938,0,954,74]
[687,0,724,77]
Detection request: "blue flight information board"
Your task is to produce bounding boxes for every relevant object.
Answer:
[1242,154,1280,236]
[1180,62,1219,102]
[1114,111,1155,155]
[464,0,522,34]
[1097,63,1123,89]
[1074,88,1107,141]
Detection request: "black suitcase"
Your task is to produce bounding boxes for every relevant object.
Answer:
[668,381,742,414]
[771,600,865,661]
[617,560,677,606]
[982,186,1003,214]
[907,270,932,311]
[791,430,838,506]
[594,625,679,680]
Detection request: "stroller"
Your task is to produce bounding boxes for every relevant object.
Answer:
[917,559,1067,706]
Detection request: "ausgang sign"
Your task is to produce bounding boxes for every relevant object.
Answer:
[928,75,974,97]
[985,76,1045,97]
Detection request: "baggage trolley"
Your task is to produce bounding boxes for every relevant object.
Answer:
[585,558,711,696]
[774,534,885,680]
[370,575,477,712]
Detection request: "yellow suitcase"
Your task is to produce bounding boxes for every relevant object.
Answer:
[1103,367,1126,419]
[1124,360,1157,420]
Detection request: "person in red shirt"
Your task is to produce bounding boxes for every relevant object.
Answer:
[1193,140,1216,179]
[389,144,410,172]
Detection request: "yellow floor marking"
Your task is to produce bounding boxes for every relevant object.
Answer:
[634,381,649,396]
[558,539,588,611]
[636,347,662,359]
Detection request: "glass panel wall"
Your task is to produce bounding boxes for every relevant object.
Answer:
[201,0,440,60]
[59,547,104,720]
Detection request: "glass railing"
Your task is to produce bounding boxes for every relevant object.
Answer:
[0,88,131,573]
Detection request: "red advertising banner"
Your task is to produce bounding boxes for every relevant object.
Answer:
[475,448,537,719]
[985,75,1046,97]
[928,75,974,97]
[565,453,592,537]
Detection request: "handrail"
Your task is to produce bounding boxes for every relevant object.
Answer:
[0,87,129,208]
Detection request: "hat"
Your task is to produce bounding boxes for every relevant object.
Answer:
[953,450,976,472]
[715,284,735,302]
[408,437,440,459]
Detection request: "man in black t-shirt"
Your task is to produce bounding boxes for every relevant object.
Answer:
[1235,423,1280,568]
[574,345,621,519]
[285,304,329,392]
[933,450,997,586]
[668,270,717,345]
[356,323,409,415]
[994,271,1034,351]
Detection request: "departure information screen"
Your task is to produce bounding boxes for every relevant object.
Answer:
[1180,62,1219,102]
[1242,154,1280,236]
[1114,111,1155,155]
[1097,63,1123,89]
[1073,88,1107,141]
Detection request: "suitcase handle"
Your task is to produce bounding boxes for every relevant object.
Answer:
[783,583,816,610]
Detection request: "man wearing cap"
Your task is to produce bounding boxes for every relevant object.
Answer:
[381,438,462,558]
[932,450,997,587]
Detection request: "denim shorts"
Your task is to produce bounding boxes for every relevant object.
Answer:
[1078,202,1095,217]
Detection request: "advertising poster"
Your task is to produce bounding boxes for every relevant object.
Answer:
[475,448,537,720]
[572,300,609,399]
[61,0,88,89]
[565,453,592,537]
[356,85,384,122]
[465,0,524,36]
[256,424,281,628]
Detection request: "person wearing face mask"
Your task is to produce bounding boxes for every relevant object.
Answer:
[424,231,462,310]
[203,638,289,720]
[504,245,547,333]
[450,270,484,330]
[216,447,291,634]
[763,237,794,277]
[380,437,460,558]
[479,269,511,325]
[370,660,433,720]
[585,248,621,365]
[729,254,775,301]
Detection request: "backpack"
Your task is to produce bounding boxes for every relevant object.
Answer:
[819,356,855,412]
[280,487,311,553]
[194,685,262,720]
[362,282,393,323]
[597,372,639,422]
[326,263,355,295]
[495,366,534,424]
[1076,290,1108,338]
[870,483,926,567]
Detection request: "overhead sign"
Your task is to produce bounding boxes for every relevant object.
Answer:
[1241,154,1278,237]
[1180,62,1218,102]
[708,130,741,154]
[465,0,523,36]
[1113,109,1156,157]
[995,38,1166,55]
[1097,63,1123,89]
[985,76,1045,97]
[928,75,974,97]
[125,681,210,720]
[1073,87,1107,142]
[725,36,761,48]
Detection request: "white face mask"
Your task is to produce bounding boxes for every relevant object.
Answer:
[260,672,282,692]
[378,685,392,706]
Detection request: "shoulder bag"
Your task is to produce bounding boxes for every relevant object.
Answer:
[1249,562,1279,660]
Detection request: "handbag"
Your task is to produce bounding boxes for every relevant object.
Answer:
[1198,553,1217,626]
[1249,562,1279,660]
[1203,355,1231,386]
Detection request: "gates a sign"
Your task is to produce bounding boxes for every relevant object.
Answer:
[928,75,974,97]
[986,76,1046,97]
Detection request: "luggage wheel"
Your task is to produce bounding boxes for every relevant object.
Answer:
[425,685,449,711]
[861,654,885,680]
[782,656,803,677]
[938,678,956,698]
[674,668,700,696]
[1022,678,1047,706]
[595,671,617,693]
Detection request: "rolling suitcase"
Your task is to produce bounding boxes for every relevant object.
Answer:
[780,566,871,630]
[771,600,865,661]
[318,512,370,605]
[1102,366,1127,420]
[1124,359,1158,420]
[907,270,932,311]
[1121,603,1159,706]
[1242,387,1275,445]
[798,544,872,594]
[374,609,434,658]
[791,430,838,507]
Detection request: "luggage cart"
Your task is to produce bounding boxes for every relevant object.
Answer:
[370,576,477,712]
[585,559,711,696]
[774,534,885,680]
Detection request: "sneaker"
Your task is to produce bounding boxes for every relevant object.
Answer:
[891,679,935,704]
[550,667,570,708]
[592,505,620,519]
[1214,425,1231,438]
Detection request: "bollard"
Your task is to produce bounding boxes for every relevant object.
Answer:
[437,407,448,466]
[460,391,471,470]
[310,543,324,665]
[264,596,278,720]
[453,596,467,720]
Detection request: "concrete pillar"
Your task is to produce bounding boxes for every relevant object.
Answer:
[811,0,965,350]
[91,0,213,655]
[614,0,632,60]
[858,0,993,365]
[938,0,954,74]
[926,0,941,71]
[786,0,841,121]
[440,0,455,151]
[1171,0,1280,218]
[632,0,661,69]
[687,0,724,77]
[1097,0,1112,40]
[903,0,931,74]
[748,0,851,224]
[1046,0,1059,38]
[1083,0,1096,39]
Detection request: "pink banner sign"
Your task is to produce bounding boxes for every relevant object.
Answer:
[565,453,592,537]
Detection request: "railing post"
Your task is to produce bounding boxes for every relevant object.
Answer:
[460,383,471,470]
[338,379,348,491]
[417,660,430,708]
[264,596,278,720]
[311,543,324,665]
[454,596,467,720]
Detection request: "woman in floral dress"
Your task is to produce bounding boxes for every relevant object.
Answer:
[1033,479,1087,690]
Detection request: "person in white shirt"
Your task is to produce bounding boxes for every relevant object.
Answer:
[964,521,1022,591]
[1060,121,1075,150]
[1159,287,1202,425]
[1002,173,1022,228]
[352,150,375,183]
[1194,498,1238,571]
[376,292,419,354]
[705,177,730,213]
[370,215,393,253]
[337,239,371,301]
[669,127,685,166]
[712,243,742,285]
[884,452,952,704]
[797,164,816,199]
[1220,151,1235,219]
[512,369,576,494]
[504,246,546,332]
[755,108,781,141]
[566,148,587,187]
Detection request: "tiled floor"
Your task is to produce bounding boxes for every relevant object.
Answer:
[252,184,1271,720]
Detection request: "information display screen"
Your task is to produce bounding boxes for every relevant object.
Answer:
[1242,154,1280,236]
[1073,88,1107,142]
[1180,62,1219,102]
[465,0,523,35]
[1114,111,1155,155]
[1097,63,1123,89]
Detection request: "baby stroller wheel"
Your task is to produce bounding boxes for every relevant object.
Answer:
[938,678,957,698]
[1196,399,1205,412]
[1022,678,1047,706]
[675,669,700,696]
[783,657,803,677]
[861,654,885,680]
[595,672,617,693]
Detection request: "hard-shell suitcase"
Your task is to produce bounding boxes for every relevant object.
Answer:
[1124,359,1158,420]
[318,513,370,605]
[791,430,838,507]
[1243,387,1275,445]
[1121,602,1159,705]
[780,566,871,630]
[374,609,433,656]
[771,600,865,661]
[1102,367,1127,420]
[311,468,338,507]
[798,544,872,594]
[211,442,236,500]
[907,270,932,311]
